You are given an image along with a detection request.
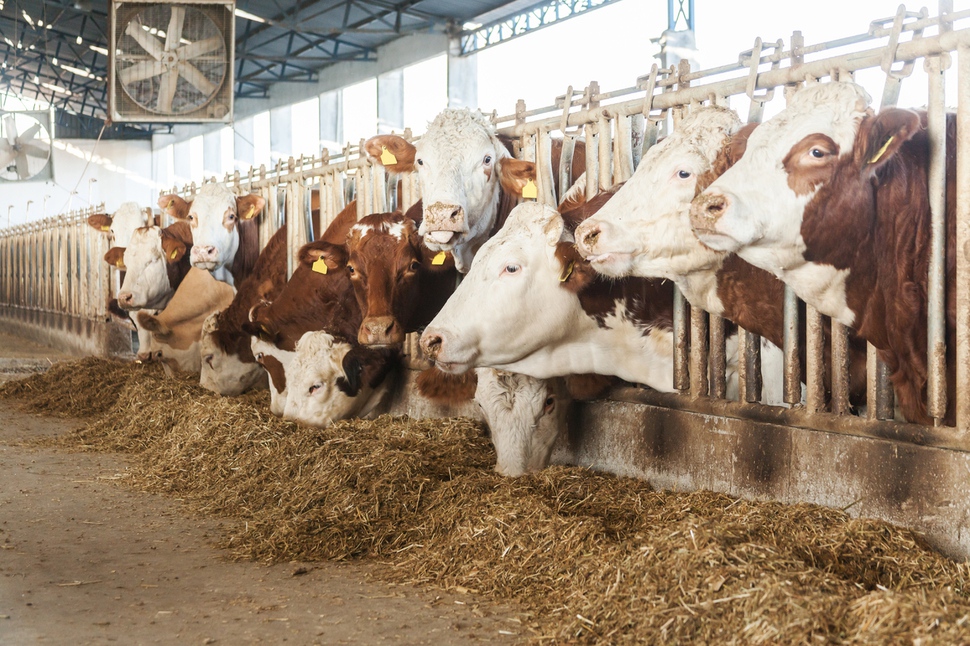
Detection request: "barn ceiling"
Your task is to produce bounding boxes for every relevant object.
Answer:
[0,0,618,135]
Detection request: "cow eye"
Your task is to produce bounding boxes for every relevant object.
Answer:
[409,260,421,272]
[255,352,264,362]
[346,264,356,275]
[227,212,236,221]
[188,214,194,221]
[483,155,492,165]
[309,383,322,394]
[154,351,162,358]
[503,264,520,275]
[544,395,555,409]
[810,148,825,158]
[677,170,691,179]
[416,158,424,166]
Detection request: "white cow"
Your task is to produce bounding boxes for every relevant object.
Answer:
[87,202,153,248]
[158,182,265,286]
[689,81,872,327]
[281,332,395,427]
[475,368,570,477]
[116,222,192,311]
[572,106,792,405]
[364,108,535,272]
[419,202,684,390]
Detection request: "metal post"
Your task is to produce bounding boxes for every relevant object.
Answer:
[957,45,970,434]
[710,314,726,399]
[673,288,689,391]
[926,54,949,424]
[783,286,801,405]
[689,307,709,397]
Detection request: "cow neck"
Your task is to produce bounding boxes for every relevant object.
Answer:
[163,221,195,295]
[213,224,288,360]
[229,218,261,285]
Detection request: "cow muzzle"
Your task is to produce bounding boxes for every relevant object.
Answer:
[358,316,404,346]
[117,291,136,310]
[423,202,466,245]
[689,192,731,234]
[191,245,220,269]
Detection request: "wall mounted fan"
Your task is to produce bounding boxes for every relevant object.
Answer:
[109,1,235,123]
[0,110,53,183]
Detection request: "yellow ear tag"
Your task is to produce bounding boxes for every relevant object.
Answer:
[244,205,255,219]
[170,249,178,260]
[868,136,894,164]
[380,146,398,165]
[100,225,110,232]
[559,260,575,283]
[312,258,329,274]
[115,260,125,269]
[167,199,175,208]
[521,179,538,199]
[431,251,447,266]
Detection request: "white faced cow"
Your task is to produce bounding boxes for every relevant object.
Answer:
[364,108,535,272]
[116,222,193,311]
[88,202,154,248]
[158,183,265,286]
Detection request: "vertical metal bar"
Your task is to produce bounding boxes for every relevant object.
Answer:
[831,321,851,415]
[557,135,575,205]
[738,328,762,403]
[689,307,709,397]
[597,114,612,190]
[957,45,970,435]
[709,314,726,399]
[783,285,801,405]
[926,54,948,424]
[613,115,634,184]
[805,304,825,413]
[673,287,689,391]
[630,113,645,171]
[536,129,556,206]
[585,127,599,202]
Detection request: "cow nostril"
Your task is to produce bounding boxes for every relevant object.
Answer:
[704,195,728,219]
[423,333,442,356]
[584,229,599,247]
[449,207,461,220]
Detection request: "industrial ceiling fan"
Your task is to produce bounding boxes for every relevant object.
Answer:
[0,111,53,182]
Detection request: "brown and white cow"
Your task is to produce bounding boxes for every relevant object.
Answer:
[364,109,584,272]
[574,106,867,406]
[158,182,265,287]
[137,268,235,376]
[87,202,154,248]
[691,81,955,424]
[420,201,683,391]
[114,221,194,312]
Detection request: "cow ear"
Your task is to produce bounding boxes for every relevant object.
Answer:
[859,109,922,173]
[104,247,126,269]
[158,194,190,220]
[498,158,536,196]
[299,241,348,272]
[87,213,112,233]
[364,135,416,173]
[320,201,359,244]
[137,311,170,337]
[236,194,265,220]
[160,235,187,263]
[554,241,595,294]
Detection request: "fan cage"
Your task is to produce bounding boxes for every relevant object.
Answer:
[0,110,54,183]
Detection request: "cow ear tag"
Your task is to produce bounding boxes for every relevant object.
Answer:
[559,260,575,283]
[115,260,125,269]
[244,205,256,219]
[312,258,329,274]
[521,179,538,199]
[380,146,398,165]
[170,249,178,260]
[868,136,894,164]
[101,225,110,232]
[431,251,447,266]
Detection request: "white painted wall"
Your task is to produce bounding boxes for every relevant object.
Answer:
[0,138,154,228]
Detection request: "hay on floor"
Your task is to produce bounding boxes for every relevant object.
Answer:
[4,358,969,644]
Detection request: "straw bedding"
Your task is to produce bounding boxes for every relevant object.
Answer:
[3,358,969,643]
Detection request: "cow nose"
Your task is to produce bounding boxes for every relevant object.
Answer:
[690,192,731,230]
[420,329,443,360]
[118,292,134,308]
[581,225,600,251]
[196,245,218,260]
[424,202,465,244]
[359,316,402,345]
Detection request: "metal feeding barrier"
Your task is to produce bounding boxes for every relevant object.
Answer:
[0,1,968,553]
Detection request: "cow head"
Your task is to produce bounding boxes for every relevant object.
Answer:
[158,183,264,282]
[199,310,267,396]
[576,106,746,280]
[690,82,871,266]
[420,202,586,374]
[116,225,189,311]
[346,211,455,346]
[365,108,534,272]
[281,332,397,427]
[475,368,569,477]
[88,202,153,248]
[250,335,293,416]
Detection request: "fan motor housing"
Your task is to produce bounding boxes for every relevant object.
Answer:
[109,0,235,123]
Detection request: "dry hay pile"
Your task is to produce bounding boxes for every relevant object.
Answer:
[5,359,970,643]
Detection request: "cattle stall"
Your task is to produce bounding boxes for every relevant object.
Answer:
[0,4,969,557]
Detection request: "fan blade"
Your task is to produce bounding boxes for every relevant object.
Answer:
[4,115,18,146]
[125,19,164,60]
[23,143,49,160]
[177,36,222,61]
[0,146,16,170]
[156,69,179,113]
[178,61,217,97]
[119,59,166,85]
[166,6,185,52]
[16,123,41,146]
[15,152,30,180]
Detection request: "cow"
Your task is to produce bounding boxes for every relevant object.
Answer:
[419,201,687,393]
[690,81,955,425]
[250,335,293,417]
[573,106,865,405]
[242,237,398,426]
[137,268,235,376]
[363,108,584,272]
[87,202,154,248]
[114,221,194,312]
[157,182,265,286]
